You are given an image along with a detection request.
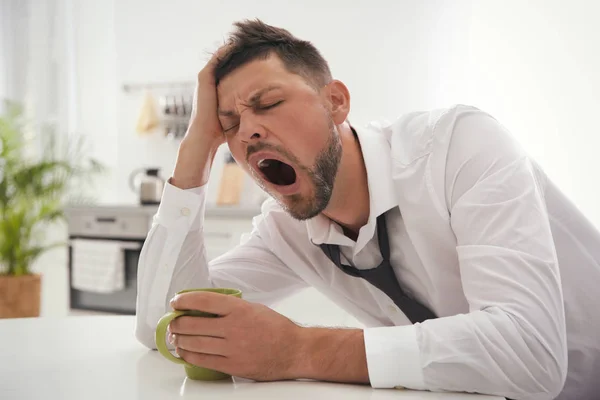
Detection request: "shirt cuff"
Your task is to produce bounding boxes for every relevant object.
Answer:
[363,325,426,390]
[155,178,206,231]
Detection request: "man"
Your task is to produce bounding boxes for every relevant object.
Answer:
[135,19,600,400]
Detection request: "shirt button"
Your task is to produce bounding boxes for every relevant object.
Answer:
[180,207,190,216]
[388,305,399,314]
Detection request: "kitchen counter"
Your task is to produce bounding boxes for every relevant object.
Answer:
[65,203,263,219]
[0,316,503,400]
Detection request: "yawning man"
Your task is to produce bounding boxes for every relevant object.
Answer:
[135,19,600,400]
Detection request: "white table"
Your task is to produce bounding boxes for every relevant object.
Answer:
[0,316,503,400]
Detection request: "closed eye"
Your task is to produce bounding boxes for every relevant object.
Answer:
[223,124,239,134]
[258,100,283,111]
[222,100,282,133]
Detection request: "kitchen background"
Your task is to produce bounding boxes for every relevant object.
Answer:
[1,0,599,325]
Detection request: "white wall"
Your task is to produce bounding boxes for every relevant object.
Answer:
[72,0,120,203]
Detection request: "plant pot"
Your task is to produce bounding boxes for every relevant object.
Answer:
[0,274,42,318]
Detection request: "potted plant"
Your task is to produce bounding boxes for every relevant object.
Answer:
[0,101,104,318]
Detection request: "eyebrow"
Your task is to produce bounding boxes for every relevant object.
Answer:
[218,85,282,117]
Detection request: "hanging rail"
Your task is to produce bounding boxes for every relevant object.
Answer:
[122,81,195,93]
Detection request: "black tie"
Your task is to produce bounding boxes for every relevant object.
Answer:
[319,213,437,324]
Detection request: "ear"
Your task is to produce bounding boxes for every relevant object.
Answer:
[324,80,350,125]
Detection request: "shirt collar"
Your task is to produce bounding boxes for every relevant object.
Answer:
[306,123,398,253]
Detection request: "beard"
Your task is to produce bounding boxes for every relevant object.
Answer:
[247,117,342,221]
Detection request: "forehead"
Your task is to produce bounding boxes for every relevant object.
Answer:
[217,55,308,102]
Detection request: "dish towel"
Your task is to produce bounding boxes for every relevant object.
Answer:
[71,239,141,293]
[135,91,160,134]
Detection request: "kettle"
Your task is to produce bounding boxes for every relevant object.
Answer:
[129,168,165,205]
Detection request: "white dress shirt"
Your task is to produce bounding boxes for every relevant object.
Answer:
[135,104,600,400]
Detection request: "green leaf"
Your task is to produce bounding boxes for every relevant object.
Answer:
[0,99,105,275]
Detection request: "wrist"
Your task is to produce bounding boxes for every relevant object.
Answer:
[291,326,369,384]
[171,139,221,189]
[290,326,315,379]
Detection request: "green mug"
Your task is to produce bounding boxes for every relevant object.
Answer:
[155,288,242,381]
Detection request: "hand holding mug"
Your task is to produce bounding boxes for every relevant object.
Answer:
[156,287,304,381]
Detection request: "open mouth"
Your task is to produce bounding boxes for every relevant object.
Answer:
[256,159,297,186]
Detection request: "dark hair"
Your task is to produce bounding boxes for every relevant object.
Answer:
[214,19,332,89]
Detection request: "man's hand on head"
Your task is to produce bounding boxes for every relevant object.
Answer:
[171,44,232,189]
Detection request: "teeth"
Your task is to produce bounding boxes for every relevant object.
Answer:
[257,159,270,169]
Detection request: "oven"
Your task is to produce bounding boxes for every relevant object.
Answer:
[66,206,156,314]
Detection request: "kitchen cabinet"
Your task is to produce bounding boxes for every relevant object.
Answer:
[64,204,259,314]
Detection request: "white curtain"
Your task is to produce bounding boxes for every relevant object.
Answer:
[0,0,77,143]
[0,0,27,109]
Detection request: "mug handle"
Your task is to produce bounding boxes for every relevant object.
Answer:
[155,310,188,364]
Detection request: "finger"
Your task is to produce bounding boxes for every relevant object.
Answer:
[190,43,234,124]
[198,42,234,83]
[177,348,229,373]
[172,334,228,356]
[170,291,243,316]
[208,42,235,68]
[168,315,226,337]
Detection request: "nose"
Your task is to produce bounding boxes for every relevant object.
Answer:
[237,113,267,143]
